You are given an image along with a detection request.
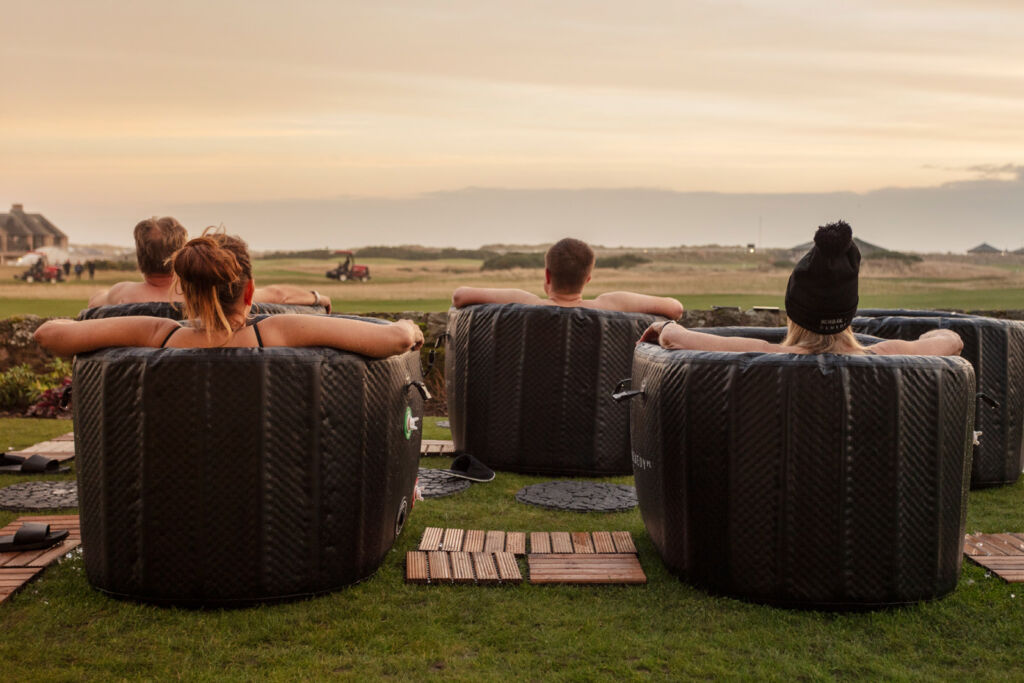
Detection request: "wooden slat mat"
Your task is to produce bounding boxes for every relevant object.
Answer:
[528,554,647,585]
[0,515,81,604]
[8,433,76,462]
[964,533,1024,582]
[406,551,522,584]
[420,440,455,455]
[418,528,637,556]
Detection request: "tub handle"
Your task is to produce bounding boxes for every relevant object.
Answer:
[59,385,73,410]
[407,380,433,401]
[424,332,450,377]
[612,378,645,402]
[977,391,1000,410]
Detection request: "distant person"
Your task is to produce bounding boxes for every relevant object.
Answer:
[36,229,420,357]
[74,262,84,280]
[639,221,963,356]
[62,260,71,277]
[452,237,684,318]
[86,260,95,280]
[87,217,332,312]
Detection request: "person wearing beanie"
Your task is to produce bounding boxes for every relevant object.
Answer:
[639,221,963,356]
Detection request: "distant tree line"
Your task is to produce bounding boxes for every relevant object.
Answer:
[260,249,335,260]
[480,252,651,271]
[356,246,498,260]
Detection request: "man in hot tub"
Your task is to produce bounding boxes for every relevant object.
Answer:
[88,216,332,313]
[452,237,684,319]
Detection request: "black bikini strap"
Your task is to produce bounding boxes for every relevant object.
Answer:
[159,324,181,348]
[252,321,264,348]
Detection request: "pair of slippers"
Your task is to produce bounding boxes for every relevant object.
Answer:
[0,454,69,475]
[439,453,495,483]
[0,522,69,553]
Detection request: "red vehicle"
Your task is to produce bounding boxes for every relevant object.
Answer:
[325,251,371,282]
[14,252,64,283]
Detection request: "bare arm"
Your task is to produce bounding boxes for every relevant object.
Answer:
[254,285,332,313]
[260,315,423,358]
[638,321,778,353]
[87,288,112,308]
[452,287,546,308]
[590,292,684,319]
[870,329,964,356]
[33,317,178,357]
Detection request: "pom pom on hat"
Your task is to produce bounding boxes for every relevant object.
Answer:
[813,221,853,257]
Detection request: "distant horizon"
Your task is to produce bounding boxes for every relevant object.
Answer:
[17,168,1024,254]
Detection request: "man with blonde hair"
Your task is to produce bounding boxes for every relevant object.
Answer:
[452,237,683,318]
[88,217,331,311]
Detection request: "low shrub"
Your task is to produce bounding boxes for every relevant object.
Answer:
[0,359,73,413]
[481,253,545,271]
[595,253,651,269]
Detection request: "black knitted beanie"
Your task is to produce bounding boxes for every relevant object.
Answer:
[784,221,860,335]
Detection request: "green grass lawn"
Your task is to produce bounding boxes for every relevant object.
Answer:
[1,416,1024,678]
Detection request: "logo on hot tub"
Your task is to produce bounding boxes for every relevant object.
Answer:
[632,450,653,470]
[403,406,419,439]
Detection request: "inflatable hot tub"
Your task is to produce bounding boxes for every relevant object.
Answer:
[78,300,326,320]
[73,340,425,606]
[626,335,975,609]
[446,303,665,476]
[853,309,1024,488]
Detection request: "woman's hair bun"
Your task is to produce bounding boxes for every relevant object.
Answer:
[173,235,242,289]
[813,220,853,257]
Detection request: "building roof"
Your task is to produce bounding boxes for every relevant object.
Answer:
[0,204,67,240]
[790,236,889,257]
[967,243,1002,254]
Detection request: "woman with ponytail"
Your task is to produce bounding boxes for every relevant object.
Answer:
[35,228,423,357]
[639,221,963,356]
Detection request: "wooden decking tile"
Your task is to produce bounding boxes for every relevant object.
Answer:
[965,533,1024,582]
[506,532,526,555]
[527,554,647,585]
[419,527,444,551]
[592,531,615,554]
[612,531,637,554]
[463,529,486,553]
[571,532,594,554]
[483,530,505,553]
[473,553,500,584]
[550,532,573,554]
[450,552,476,583]
[494,552,522,584]
[530,532,551,554]
[406,551,430,584]
[0,567,45,604]
[420,440,455,455]
[428,552,452,583]
[441,528,465,552]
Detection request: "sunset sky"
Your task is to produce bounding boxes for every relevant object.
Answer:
[3,1,1023,249]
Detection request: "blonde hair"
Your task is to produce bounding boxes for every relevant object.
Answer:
[782,318,867,355]
[171,227,252,342]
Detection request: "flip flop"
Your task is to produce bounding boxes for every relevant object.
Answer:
[0,522,69,553]
[0,454,70,475]
[440,452,495,483]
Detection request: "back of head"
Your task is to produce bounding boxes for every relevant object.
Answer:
[134,217,187,276]
[784,221,861,335]
[171,227,252,339]
[545,238,595,294]
[783,319,865,354]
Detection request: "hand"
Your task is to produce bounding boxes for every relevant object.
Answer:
[397,319,424,351]
[320,294,332,314]
[638,322,664,345]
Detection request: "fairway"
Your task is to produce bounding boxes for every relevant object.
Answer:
[2,251,1024,317]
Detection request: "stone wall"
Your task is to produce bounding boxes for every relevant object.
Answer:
[6,309,1024,374]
